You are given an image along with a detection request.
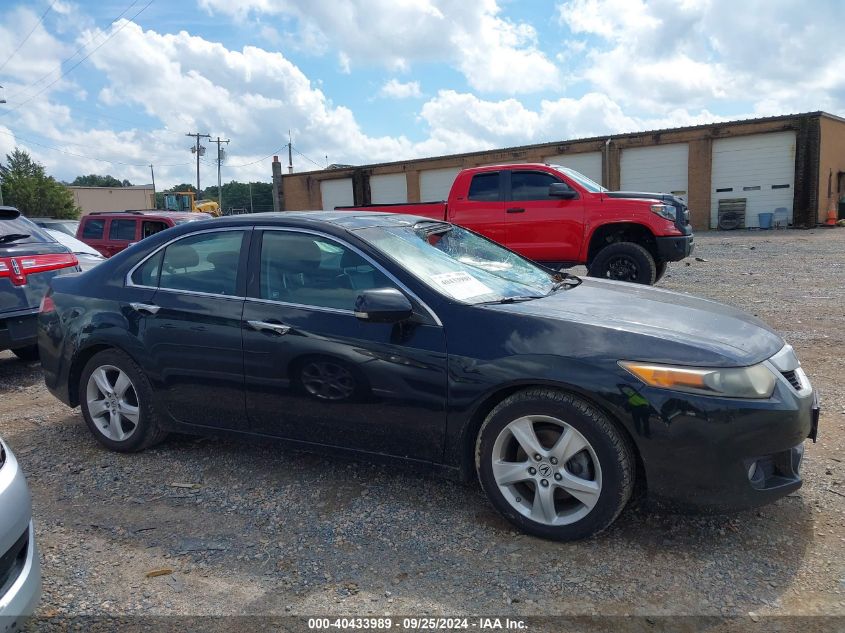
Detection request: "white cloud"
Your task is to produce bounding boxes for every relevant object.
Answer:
[557,0,845,113]
[379,79,422,99]
[197,0,560,94]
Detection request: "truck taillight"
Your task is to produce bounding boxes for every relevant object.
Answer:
[0,253,78,286]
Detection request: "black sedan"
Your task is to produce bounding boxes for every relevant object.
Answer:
[38,212,818,540]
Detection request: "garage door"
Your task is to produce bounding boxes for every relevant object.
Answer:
[710,131,796,228]
[320,178,354,210]
[621,143,689,201]
[544,152,603,185]
[420,167,461,202]
[370,173,408,204]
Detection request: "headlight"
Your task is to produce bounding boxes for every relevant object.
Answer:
[650,203,676,221]
[619,361,777,399]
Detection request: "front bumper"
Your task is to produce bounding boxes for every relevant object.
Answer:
[0,309,38,353]
[626,362,817,513]
[654,234,694,262]
[0,441,41,632]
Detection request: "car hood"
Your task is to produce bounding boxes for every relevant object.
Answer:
[489,277,784,367]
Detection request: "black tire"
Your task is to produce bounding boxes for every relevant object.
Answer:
[654,261,668,283]
[475,388,634,541]
[11,345,39,362]
[589,242,657,285]
[79,349,167,452]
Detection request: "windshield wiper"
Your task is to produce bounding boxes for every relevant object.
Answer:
[0,233,31,244]
[477,295,544,305]
[547,273,582,294]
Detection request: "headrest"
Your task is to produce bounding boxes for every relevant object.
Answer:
[167,244,199,269]
[265,235,321,271]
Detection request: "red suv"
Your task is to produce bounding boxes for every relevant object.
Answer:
[77,210,212,257]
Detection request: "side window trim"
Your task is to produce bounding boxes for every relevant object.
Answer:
[249,227,442,327]
[125,227,251,298]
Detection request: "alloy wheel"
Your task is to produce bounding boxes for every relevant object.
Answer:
[606,255,639,281]
[491,415,602,526]
[300,360,356,400]
[86,364,140,441]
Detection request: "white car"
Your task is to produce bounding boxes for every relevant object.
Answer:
[45,228,106,272]
[0,438,40,633]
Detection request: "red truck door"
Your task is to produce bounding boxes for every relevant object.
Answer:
[447,170,506,244]
[504,169,584,264]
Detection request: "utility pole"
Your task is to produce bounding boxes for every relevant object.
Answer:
[149,164,156,208]
[186,132,210,198]
[248,182,254,214]
[288,130,293,174]
[212,136,230,213]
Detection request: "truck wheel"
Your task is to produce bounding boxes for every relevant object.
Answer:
[589,242,657,285]
[475,388,634,541]
[655,261,668,283]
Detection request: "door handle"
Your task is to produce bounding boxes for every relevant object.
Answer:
[247,320,291,335]
[506,207,526,214]
[129,302,160,315]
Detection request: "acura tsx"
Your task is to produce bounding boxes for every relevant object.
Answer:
[38,212,819,540]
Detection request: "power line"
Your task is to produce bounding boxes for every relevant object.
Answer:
[0,2,56,74]
[186,131,210,195]
[291,145,323,169]
[1,0,153,117]
[225,147,287,168]
[3,0,138,101]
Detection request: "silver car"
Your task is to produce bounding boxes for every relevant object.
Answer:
[0,438,40,633]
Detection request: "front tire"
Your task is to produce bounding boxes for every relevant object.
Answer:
[476,388,634,540]
[79,349,167,452]
[589,242,657,285]
[654,261,668,283]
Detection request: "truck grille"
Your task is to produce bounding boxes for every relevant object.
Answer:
[0,528,28,598]
[781,370,801,390]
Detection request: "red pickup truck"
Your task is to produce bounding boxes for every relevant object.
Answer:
[340,163,693,284]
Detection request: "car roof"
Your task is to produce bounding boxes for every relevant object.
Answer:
[83,209,204,220]
[212,210,442,231]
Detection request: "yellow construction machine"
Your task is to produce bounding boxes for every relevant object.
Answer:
[163,191,220,217]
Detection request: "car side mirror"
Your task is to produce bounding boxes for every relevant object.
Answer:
[549,183,578,199]
[354,288,413,323]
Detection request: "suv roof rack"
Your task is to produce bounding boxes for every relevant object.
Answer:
[87,209,159,216]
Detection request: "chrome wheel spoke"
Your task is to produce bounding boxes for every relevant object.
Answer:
[508,417,544,457]
[118,402,139,424]
[89,399,109,418]
[492,460,532,486]
[92,367,113,396]
[113,371,132,398]
[109,410,125,441]
[531,483,557,524]
[550,428,588,464]
[555,471,601,510]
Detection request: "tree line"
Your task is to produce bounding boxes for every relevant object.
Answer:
[0,148,275,218]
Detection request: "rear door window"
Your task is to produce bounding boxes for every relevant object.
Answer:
[159,230,245,296]
[81,218,105,239]
[109,219,137,241]
[142,221,168,239]
[468,173,501,201]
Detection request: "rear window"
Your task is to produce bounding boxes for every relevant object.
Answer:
[468,173,500,201]
[81,219,105,239]
[0,214,52,244]
[109,219,137,241]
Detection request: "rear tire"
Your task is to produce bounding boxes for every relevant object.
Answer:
[475,388,634,541]
[79,349,167,452]
[589,242,657,285]
[11,345,39,362]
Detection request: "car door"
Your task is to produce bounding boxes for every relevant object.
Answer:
[242,228,448,462]
[105,218,139,257]
[505,170,585,263]
[79,217,108,257]
[135,227,250,430]
[448,171,506,244]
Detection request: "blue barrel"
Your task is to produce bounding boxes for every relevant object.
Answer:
[758,212,774,229]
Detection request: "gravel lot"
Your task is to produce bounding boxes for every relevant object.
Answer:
[1,228,844,624]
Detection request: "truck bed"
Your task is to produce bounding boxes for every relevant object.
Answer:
[335,202,448,221]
